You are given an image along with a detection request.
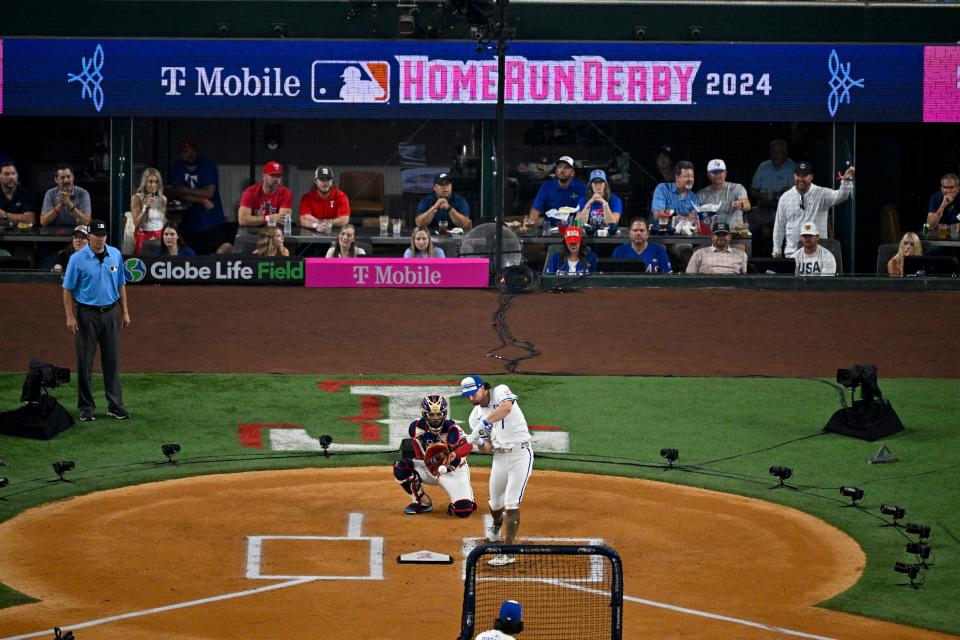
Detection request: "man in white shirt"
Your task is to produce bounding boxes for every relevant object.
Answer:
[794,222,837,276]
[462,375,533,567]
[772,161,855,258]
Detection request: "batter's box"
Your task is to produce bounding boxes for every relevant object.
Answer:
[246,535,384,580]
[463,536,606,583]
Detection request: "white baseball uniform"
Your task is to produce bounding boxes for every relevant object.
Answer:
[468,384,533,511]
[475,630,514,639]
[412,457,474,504]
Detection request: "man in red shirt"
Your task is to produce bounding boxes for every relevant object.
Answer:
[238,161,293,227]
[299,166,351,233]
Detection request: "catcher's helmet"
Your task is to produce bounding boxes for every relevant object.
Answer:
[421,395,448,433]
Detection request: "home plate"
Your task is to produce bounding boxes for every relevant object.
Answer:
[397,550,454,564]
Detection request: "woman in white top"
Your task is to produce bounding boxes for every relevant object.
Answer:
[403,226,445,258]
[325,224,366,258]
[131,167,167,255]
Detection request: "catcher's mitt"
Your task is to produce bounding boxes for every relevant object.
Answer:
[423,442,453,476]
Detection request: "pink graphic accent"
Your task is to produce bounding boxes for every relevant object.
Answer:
[0,39,4,114]
[305,258,489,288]
[923,46,960,122]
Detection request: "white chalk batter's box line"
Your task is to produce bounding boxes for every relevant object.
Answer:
[245,535,384,580]
[463,532,607,582]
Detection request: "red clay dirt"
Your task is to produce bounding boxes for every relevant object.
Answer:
[0,468,956,640]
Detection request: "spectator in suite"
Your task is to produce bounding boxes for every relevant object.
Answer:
[0,162,36,226]
[131,167,167,255]
[415,173,472,232]
[168,140,225,255]
[404,226,445,258]
[772,161,855,259]
[575,169,621,233]
[156,222,196,257]
[611,218,672,273]
[545,225,597,274]
[926,173,959,232]
[685,222,747,275]
[239,161,293,227]
[251,226,289,257]
[325,224,366,258]
[794,222,836,276]
[750,139,796,256]
[53,225,89,273]
[40,165,92,227]
[697,159,751,231]
[650,160,700,234]
[887,232,923,277]
[299,166,350,234]
[526,156,586,232]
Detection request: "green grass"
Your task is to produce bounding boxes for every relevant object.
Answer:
[1,373,958,634]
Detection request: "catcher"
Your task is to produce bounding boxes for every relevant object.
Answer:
[392,394,477,517]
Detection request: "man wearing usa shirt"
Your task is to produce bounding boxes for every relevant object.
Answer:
[794,222,837,276]
[611,217,673,273]
[238,161,293,227]
[299,166,350,234]
[525,155,586,232]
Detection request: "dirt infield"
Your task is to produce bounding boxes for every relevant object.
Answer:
[3,283,959,377]
[0,467,955,640]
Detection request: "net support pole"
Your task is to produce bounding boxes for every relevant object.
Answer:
[493,0,509,273]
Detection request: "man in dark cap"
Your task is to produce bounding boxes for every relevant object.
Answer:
[772,161,855,259]
[475,599,524,639]
[62,220,130,422]
[415,173,472,231]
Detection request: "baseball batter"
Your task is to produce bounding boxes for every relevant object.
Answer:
[392,395,477,517]
[461,375,533,567]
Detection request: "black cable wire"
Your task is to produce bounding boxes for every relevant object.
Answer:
[485,290,542,373]
[693,432,830,466]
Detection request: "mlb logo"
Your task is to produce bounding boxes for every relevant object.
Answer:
[311,61,390,103]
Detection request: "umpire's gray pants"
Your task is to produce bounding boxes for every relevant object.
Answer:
[75,304,124,412]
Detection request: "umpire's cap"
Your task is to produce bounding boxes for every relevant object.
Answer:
[499,600,522,622]
[460,375,483,397]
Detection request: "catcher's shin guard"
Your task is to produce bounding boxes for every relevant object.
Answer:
[393,459,431,511]
[447,499,477,518]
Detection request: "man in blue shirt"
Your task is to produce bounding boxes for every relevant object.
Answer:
[62,220,131,422]
[650,160,701,234]
[415,173,472,231]
[169,140,225,255]
[612,217,673,273]
[526,155,586,232]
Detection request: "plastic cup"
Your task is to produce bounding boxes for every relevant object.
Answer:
[439,220,449,234]
[938,224,949,239]
[952,224,959,240]
[379,215,389,233]
[392,219,402,236]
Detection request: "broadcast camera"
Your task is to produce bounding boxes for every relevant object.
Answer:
[21,360,70,405]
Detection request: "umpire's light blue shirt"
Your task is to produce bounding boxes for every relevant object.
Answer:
[62,244,125,306]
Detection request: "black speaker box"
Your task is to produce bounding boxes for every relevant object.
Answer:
[824,399,904,441]
[0,396,75,440]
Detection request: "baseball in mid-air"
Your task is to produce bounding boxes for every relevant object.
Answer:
[438,465,448,475]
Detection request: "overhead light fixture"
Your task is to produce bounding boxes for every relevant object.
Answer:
[840,485,864,505]
[319,434,334,457]
[162,443,181,464]
[769,465,792,488]
[398,2,418,36]
[633,25,647,40]
[659,448,679,466]
[880,504,905,526]
[52,460,75,481]
[906,523,930,539]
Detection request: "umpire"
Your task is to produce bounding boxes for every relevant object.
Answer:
[61,219,131,421]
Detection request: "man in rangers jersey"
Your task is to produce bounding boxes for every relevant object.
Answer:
[475,600,524,639]
[794,222,837,276]
[462,375,534,567]
[392,395,477,517]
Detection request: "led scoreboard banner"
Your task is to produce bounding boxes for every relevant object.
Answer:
[0,39,957,122]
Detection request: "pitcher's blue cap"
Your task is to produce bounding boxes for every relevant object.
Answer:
[499,600,522,622]
[460,375,483,397]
